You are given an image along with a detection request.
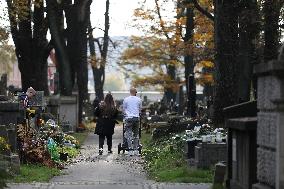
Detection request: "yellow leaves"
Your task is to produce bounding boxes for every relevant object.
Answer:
[123,0,215,91]
[196,73,214,86]
[196,60,214,68]
[177,16,187,26]
[0,136,10,153]
[7,0,44,24]
[122,47,145,60]
[195,60,214,86]
[132,75,180,92]
[133,8,155,20]
[90,55,97,67]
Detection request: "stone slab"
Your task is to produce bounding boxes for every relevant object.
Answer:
[252,183,274,189]
[195,143,227,169]
[257,76,283,110]
[254,60,284,77]
[0,102,21,111]
[257,148,276,187]
[214,162,226,184]
[257,112,277,149]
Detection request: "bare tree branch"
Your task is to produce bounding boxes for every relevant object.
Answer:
[154,0,170,40]
[192,0,214,21]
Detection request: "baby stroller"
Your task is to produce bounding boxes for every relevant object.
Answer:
[118,117,143,154]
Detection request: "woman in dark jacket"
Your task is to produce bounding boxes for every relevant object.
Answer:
[94,93,118,155]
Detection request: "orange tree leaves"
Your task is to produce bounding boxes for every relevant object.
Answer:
[120,0,215,90]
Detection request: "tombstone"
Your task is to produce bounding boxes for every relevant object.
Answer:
[214,162,227,185]
[46,95,60,121]
[184,139,200,159]
[224,101,257,189]
[194,142,227,169]
[46,95,78,132]
[0,101,25,125]
[59,95,78,132]
[6,124,17,153]
[0,154,20,175]
[253,59,284,189]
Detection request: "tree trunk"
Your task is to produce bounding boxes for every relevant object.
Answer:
[7,0,50,95]
[184,0,196,117]
[46,0,73,95]
[213,0,239,125]
[263,0,281,62]
[89,0,109,101]
[76,0,90,123]
[237,0,259,102]
[164,64,176,103]
[64,0,91,123]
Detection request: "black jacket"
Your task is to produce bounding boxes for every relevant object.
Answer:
[94,106,118,136]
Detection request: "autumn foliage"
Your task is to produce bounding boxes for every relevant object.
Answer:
[120,0,214,91]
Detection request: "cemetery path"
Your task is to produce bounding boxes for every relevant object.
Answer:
[7,125,211,189]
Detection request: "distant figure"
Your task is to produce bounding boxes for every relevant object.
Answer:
[94,93,118,155]
[19,87,36,109]
[170,99,174,112]
[123,87,142,156]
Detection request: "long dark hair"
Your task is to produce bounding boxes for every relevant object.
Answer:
[101,93,116,116]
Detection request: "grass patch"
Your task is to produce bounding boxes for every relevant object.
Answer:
[141,130,213,183]
[156,167,212,183]
[10,164,61,183]
[212,183,225,189]
[70,131,89,147]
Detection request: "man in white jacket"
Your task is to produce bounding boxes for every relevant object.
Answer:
[123,87,142,156]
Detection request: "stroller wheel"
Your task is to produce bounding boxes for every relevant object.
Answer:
[123,149,125,154]
[118,143,121,154]
[138,144,143,154]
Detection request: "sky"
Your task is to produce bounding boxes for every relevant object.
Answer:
[90,0,143,37]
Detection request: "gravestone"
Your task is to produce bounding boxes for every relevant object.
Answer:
[0,154,20,175]
[59,95,78,132]
[46,95,60,122]
[224,101,257,189]
[0,102,25,153]
[194,142,226,169]
[0,102,25,125]
[214,162,227,185]
[46,95,78,132]
[253,60,284,189]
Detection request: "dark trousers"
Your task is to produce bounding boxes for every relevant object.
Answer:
[99,135,112,150]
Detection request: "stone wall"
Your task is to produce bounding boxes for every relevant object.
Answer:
[253,60,284,189]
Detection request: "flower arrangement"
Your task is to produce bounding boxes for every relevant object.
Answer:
[183,123,227,143]
[17,118,80,166]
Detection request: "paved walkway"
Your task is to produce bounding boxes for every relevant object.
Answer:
[7,125,211,189]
